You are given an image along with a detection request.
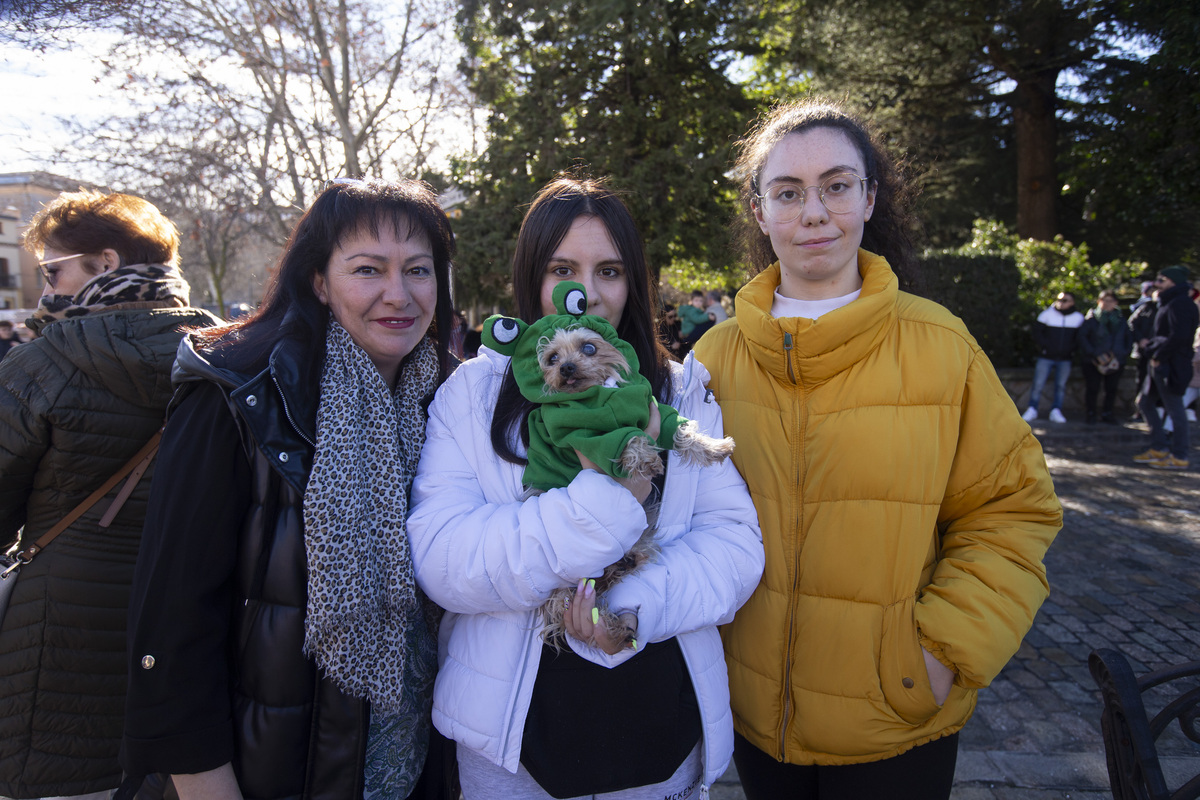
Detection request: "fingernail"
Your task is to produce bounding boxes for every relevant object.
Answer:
[586,579,595,596]
[631,639,638,651]
[576,578,586,594]
[591,608,599,624]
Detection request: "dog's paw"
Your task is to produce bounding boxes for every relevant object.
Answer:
[619,435,664,481]
[673,421,735,467]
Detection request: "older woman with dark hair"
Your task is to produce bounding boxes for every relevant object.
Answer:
[0,189,217,799]
[119,178,456,799]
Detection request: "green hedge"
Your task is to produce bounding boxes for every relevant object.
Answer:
[923,220,1149,368]
[921,250,1024,367]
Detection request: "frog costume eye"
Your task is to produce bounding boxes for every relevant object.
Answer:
[481,314,527,355]
[554,281,587,318]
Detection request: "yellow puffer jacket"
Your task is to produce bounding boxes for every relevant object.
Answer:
[693,252,1061,766]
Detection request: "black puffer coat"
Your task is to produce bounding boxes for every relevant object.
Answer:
[0,304,217,798]
[1144,282,1200,394]
[121,332,367,800]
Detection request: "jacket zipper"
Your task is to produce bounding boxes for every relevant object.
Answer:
[778,331,802,760]
[272,373,315,448]
[501,614,541,764]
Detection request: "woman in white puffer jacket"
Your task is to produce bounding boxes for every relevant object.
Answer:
[408,176,763,800]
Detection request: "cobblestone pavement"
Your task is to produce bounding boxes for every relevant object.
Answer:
[712,419,1200,800]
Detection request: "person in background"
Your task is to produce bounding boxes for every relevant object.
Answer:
[1079,290,1132,424]
[1184,288,1200,422]
[705,289,729,324]
[120,178,457,799]
[462,325,482,360]
[677,289,712,346]
[407,175,763,800]
[0,189,218,800]
[1132,266,1199,470]
[1128,286,1160,421]
[1131,280,1155,312]
[1023,291,1084,423]
[0,320,21,361]
[694,98,1061,800]
[658,303,685,359]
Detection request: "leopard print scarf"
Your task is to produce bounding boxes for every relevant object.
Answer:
[27,263,190,336]
[302,320,439,712]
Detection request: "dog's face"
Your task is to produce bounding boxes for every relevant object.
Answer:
[537,326,630,394]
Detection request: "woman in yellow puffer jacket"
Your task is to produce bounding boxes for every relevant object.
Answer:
[693,99,1062,799]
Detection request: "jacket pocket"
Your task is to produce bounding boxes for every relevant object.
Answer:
[879,598,941,726]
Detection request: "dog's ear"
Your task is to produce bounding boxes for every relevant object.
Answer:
[481,314,527,356]
[552,281,588,318]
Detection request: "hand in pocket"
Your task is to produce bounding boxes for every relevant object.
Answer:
[922,647,955,705]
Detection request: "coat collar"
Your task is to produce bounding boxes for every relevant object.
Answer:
[264,323,320,446]
[735,249,899,386]
[171,312,321,447]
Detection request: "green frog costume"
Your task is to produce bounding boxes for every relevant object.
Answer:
[482,282,684,491]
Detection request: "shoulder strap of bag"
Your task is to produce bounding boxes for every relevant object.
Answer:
[15,427,164,565]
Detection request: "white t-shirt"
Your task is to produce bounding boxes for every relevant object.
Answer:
[771,288,862,320]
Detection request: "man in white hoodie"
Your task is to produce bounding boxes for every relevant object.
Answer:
[1024,292,1085,423]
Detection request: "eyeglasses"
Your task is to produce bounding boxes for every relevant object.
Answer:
[755,173,870,222]
[38,253,86,289]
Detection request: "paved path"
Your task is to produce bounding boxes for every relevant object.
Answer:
[712,419,1200,800]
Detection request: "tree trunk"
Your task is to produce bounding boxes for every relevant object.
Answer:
[1012,73,1059,241]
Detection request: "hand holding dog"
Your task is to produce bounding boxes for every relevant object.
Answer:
[563,578,639,655]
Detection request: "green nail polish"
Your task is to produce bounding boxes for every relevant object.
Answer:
[591,608,599,624]
[587,578,595,590]
[631,639,638,651]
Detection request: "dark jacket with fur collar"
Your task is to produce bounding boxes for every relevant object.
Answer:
[120,330,368,800]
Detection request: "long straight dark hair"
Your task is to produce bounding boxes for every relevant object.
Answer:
[491,175,670,465]
[193,178,457,384]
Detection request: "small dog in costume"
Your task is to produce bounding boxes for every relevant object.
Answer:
[482,281,734,648]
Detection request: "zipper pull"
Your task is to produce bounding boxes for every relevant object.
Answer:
[783,332,797,384]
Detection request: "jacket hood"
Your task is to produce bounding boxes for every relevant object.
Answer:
[734,249,898,386]
[33,305,217,408]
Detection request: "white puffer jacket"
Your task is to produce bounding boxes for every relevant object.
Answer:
[408,347,764,787]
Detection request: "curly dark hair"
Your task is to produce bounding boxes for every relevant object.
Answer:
[731,98,922,291]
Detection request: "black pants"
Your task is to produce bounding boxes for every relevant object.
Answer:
[733,731,959,800]
[1082,361,1123,417]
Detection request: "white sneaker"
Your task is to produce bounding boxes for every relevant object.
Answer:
[1049,408,1067,423]
[1022,407,1038,422]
